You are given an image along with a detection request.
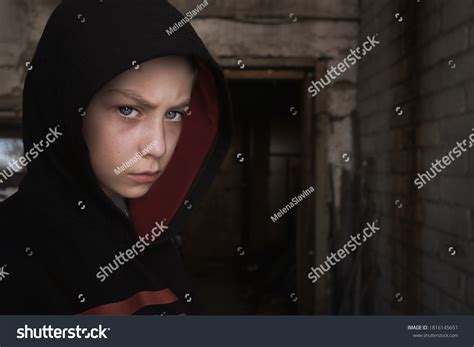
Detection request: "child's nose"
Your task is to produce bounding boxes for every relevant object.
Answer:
[141,118,167,158]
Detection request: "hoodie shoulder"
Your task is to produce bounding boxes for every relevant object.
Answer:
[0,191,76,314]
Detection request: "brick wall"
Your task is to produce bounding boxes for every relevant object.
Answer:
[358,0,474,313]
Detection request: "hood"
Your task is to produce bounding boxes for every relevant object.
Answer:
[20,0,233,245]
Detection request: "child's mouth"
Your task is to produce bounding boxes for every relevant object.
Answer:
[127,171,160,183]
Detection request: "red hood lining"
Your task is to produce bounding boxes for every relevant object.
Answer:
[129,59,219,238]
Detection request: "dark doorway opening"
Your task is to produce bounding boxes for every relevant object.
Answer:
[181,70,310,314]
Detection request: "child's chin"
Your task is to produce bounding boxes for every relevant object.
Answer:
[118,185,153,199]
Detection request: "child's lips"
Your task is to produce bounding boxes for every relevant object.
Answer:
[128,171,160,183]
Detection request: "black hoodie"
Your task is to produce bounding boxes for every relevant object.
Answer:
[0,0,232,315]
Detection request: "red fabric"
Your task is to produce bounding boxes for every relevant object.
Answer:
[129,60,219,238]
[79,289,179,315]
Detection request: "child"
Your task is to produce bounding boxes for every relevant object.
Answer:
[0,0,232,315]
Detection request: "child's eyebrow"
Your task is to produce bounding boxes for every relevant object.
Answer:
[103,89,190,109]
[173,99,191,109]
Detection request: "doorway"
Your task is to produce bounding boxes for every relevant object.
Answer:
[181,67,315,314]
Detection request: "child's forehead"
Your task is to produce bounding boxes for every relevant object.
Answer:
[141,56,195,71]
[98,57,195,90]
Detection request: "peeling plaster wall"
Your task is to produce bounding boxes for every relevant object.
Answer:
[0,0,59,117]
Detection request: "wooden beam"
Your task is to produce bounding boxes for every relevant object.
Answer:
[224,69,306,80]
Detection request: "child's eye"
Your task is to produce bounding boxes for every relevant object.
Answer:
[117,106,139,119]
[165,111,184,122]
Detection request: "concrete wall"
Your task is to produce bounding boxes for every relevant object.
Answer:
[0,0,58,117]
[358,0,474,313]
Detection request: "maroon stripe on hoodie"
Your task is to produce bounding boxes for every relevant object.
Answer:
[79,289,179,315]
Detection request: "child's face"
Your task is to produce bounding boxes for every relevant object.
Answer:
[82,56,194,199]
